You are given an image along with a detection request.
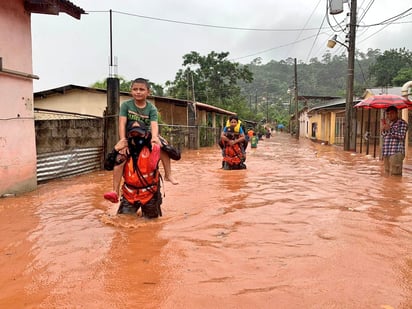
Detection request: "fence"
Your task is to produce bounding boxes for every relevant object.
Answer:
[159,124,221,149]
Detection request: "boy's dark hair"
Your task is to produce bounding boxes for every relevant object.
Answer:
[229,115,239,122]
[386,105,397,113]
[131,78,150,89]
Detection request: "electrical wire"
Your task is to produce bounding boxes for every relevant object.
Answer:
[358,0,376,24]
[357,10,412,44]
[107,10,329,32]
[325,0,347,33]
[85,6,411,64]
[285,0,322,57]
[305,14,327,62]
[358,8,412,27]
[230,32,329,61]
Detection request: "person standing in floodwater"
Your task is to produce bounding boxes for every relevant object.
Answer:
[104,78,178,204]
[250,132,259,149]
[381,105,408,176]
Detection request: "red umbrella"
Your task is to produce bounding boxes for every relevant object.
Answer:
[354,94,411,109]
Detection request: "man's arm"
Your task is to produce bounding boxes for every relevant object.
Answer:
[396,120,408,140]
[151,120,160,145]
[119,116,127,140]
[236,133,246,144]
[221,129,231,143]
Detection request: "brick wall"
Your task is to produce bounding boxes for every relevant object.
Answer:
[35,118,104,154]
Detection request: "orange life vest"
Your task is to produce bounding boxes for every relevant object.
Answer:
[122,146,160,205]
[223,143,245,166]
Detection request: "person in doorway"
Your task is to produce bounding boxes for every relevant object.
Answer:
[381,105,408,176]
[104,78,178,204]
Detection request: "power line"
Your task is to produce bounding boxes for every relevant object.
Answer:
[88,9,332,32]
[325,0,347,33]
[86,8,412,31]
[84,7,411,64]
[357,10,412,44]
[358,0,376,24]
[305,14,327,62]
[286,0,322,57]
[231,32,329,61]
[358,8,412,27]
[110,10,329,32]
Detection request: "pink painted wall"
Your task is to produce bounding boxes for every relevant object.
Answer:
[0,1,37,195]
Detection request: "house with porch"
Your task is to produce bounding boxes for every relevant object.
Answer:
[304,85,412,159]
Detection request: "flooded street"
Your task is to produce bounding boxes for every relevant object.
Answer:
[1,133,411,308]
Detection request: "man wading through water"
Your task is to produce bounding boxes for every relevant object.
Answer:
[104,78,179,204]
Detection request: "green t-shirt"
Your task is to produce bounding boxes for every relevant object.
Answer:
[119,99,158,131]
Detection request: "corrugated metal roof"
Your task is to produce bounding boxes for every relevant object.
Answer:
[308,99,361,113]
[24,0,86,19]
[194,102,235,115]
[34,84,110,98]
[364,87,403,97]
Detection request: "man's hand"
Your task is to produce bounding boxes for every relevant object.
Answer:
[114,138,128,153]
[381,123,391,132]
[151,135,161,146]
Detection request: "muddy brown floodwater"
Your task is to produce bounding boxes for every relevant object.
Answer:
[1,133,412,309]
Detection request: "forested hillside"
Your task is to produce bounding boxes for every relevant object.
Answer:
[163,48,411,124]
[241,49,380,104]
[239,47,411,124]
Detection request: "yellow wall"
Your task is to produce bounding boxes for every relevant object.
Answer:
[36,90,131,117]
[330,112,336,144]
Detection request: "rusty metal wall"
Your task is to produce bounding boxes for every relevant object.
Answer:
[36,147,102,183]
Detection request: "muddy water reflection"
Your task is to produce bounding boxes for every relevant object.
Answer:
[0,133,411,308]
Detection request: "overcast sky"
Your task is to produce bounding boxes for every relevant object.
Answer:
[31,0,411,92]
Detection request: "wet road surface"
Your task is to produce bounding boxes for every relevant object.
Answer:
[1,132,411,308]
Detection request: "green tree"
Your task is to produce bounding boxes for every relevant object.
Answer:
[392,67,412,86]
[369,48,412,87]
[91,76,130,91]
[165,51,253,110]
[91,76,164,95]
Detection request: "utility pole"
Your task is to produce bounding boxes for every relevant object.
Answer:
[287,88,292,134]
[344,0,357,151]
[294,58,299,140]
[104,9,120,165]
[255,90,258,114]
